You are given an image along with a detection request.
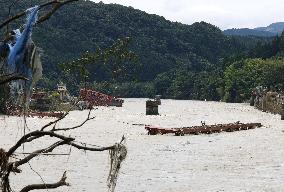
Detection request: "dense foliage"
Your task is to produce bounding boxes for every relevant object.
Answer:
[224,28,276,37]
[224,58,284,102]
[223,32,284,102]
[1,0,282,102]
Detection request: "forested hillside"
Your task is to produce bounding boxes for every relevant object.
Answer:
[223,32,284,102]
[224,22,284,37]
[223,28,276,37]
[0,0,276,101]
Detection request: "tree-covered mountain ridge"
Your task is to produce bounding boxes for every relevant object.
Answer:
[0,0,276,101]
[0,0,248,79]
[224,22,284,37]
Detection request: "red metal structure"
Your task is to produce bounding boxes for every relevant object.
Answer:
[31,92,46,100]
[79,89,123,107]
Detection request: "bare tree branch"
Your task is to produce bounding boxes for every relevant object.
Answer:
[6,0,21,33]
[0,12,25,32]
[8,129,118,159]
[69,136,125,152]
[12,139,122,175]
[14,140,70,168]
[19,171,69,192]
[52,109,95,132]
[0,74,28,85]
[7,131,75,157]
[0,1,127,192]
[37,0,79,24]
[27,105,87,143]
[70,142,115,152]
[0,0,79,30]
[2,116,125,192]
[40,112,70,131]
[40,100,82,132]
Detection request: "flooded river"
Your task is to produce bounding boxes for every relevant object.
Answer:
[0,99,283,192]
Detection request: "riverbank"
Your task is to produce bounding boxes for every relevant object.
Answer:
[252,91,284,116]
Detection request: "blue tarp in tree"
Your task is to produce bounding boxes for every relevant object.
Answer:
[7,6,40,90]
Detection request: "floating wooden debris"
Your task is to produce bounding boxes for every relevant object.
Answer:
[145,122,262,136]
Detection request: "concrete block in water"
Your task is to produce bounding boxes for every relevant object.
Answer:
[146,100,159,115]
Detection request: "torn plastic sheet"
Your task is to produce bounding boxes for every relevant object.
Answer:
[7,6,40,103]
[8,6,39,76]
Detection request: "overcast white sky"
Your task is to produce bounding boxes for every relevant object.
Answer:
[92,0,284,30]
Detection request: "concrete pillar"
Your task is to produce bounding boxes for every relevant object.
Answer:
[146,100,159,115]
[249,96,255,106]
[281,103,284,120]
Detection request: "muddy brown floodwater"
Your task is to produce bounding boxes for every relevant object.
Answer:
[0,99,284,192]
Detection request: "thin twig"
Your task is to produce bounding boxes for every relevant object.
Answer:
[0,0,79,30]
[53,109,95,131]
[6,0,21,33]
[40,112,70,131]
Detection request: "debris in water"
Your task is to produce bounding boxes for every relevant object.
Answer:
[145,122,262,136]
